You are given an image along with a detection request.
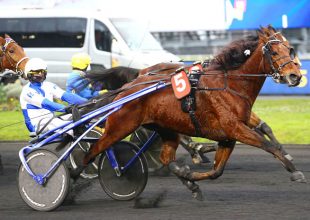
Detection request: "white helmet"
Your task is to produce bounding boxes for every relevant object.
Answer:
[25,58,47,82]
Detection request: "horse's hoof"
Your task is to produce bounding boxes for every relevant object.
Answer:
[192,188,204,201]
[284,154,294,161]
[291,171,307,183]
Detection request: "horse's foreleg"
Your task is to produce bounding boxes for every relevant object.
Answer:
[249,112,292,160]
[234,123,306,183]
[256,121,293,160]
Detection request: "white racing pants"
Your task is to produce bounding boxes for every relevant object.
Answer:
[36,114,73,136]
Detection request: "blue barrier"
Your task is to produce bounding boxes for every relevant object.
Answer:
[228,0,310,30]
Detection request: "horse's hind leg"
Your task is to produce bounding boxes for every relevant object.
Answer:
[157,130,203,200]
[188,140,236,181]
[168,140,235,199]
[83,107,142,165]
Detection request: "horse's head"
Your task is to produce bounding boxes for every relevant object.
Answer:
[0,34,29,77]
[258,25,302,86]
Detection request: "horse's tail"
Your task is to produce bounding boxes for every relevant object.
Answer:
[86,66,139,82]
[79,88,125,114]
[85,66,140,90]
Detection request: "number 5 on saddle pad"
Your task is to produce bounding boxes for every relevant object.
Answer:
[171,70,191,99]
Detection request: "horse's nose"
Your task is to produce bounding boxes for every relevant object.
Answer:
[286,73,301,86]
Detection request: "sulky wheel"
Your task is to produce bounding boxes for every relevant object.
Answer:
[98,141,148,201]
[130,127,163,172]
[69,129,102,179]
[18,149,70,211]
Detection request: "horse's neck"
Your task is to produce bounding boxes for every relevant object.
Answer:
[229,48,267,106]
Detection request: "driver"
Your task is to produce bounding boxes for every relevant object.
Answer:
[20,58,87,136]
[66,53,107,99]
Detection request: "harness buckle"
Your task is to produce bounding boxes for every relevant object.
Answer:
[271,72,281,83]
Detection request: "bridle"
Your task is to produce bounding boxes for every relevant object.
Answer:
[0,38,29,76]
[261,33,296,82]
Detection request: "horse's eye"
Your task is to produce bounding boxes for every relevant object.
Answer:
[289,48,296,59]
[271,51,278,56]
[9,49,14,53]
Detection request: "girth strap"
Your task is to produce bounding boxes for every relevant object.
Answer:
[181,64,203,136]
[189,110,202,136]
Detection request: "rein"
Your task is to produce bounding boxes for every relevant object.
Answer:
[0,110,66,131]
[145,66,178,75]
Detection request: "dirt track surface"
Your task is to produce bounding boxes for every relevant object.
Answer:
[0,142,310,220]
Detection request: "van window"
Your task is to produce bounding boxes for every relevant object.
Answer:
[95,20,113,52]
[110,18,163,51]
[0,17,87,48]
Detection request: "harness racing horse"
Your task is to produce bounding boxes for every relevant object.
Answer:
[83,26,305,199]
[138,62,297,160]
[0,34,29,77]
[87,60,296,163]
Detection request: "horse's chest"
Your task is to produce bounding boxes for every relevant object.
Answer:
[195,95,248,139]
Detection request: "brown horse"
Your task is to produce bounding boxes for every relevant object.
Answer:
[87,58,299,162]
[83,26,305,199]
[0,34,29,76]
[137,62,296,160]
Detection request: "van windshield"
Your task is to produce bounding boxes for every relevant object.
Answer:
[0,17,86,48]
[110,18,163,51]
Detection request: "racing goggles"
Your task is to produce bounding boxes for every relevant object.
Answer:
[28,69,47,75]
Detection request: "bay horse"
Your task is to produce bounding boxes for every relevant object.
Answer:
[82,26,305,199]
[0,34,29,77]
[87,62,296,162]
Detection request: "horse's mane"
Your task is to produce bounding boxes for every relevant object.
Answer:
[209,34,259,71]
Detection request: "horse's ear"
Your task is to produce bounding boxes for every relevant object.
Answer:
[256,27,265,38]
[267,25,277,33]
[4,34,12,39]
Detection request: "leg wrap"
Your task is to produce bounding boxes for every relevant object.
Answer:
[179,177,203,201]
[168,161,191,179]
[169,161,203,201]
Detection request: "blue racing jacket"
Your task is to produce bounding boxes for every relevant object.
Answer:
[66,70,100,99]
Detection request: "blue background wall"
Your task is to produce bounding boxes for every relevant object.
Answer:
[228,0,310,30]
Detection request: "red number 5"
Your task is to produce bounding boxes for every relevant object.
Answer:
[171,71,191,99]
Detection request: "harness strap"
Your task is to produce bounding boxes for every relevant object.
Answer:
[181,66,203,136]
[189,110,202,136]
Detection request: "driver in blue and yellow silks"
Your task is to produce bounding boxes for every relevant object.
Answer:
[66,53,107,99]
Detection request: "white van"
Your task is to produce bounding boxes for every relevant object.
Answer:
[0,8,179,88]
